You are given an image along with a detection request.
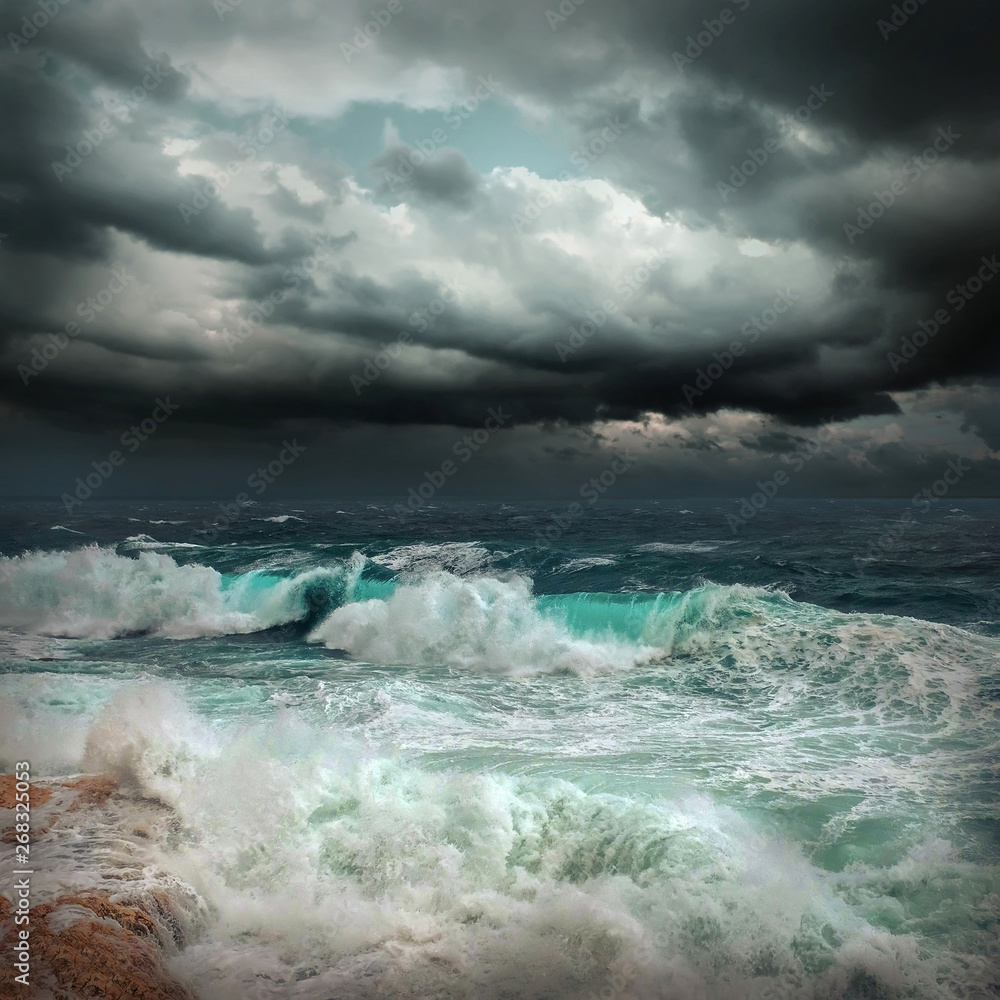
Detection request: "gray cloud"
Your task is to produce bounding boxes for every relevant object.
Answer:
[0,0,997,496]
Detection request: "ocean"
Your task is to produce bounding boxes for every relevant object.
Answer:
[1,498,998,999]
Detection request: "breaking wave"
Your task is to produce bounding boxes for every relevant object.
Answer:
[0,546,359,639]
[7,682,993,1000]
[1,547,996,714]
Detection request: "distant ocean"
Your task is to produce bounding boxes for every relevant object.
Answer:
[1,498,998,999]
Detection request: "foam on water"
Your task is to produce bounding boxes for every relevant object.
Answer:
[634,542,724,554]
[559,556,619,572]
[121,533,207,552]
[308,571,652,675]
[5,683,993,1000]
[369,541,509,576]
[0,546,358,638]
[2,548,998,713]
[2,503,997,997]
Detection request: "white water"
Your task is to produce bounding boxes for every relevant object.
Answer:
[308,571,651,675]
[5,682,991,1000]
[0,546,349,639]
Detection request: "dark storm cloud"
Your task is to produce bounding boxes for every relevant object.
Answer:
[375,0,999,426]
[0,46,281,267]
[632,0,997,153]
[0,0,997,496]
[372,143,481,209]
[41,2,188,102]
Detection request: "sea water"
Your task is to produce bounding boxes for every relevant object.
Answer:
[0,498,997,998]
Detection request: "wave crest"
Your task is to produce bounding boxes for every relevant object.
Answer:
[308,571,648,675]
[0,546,355,639]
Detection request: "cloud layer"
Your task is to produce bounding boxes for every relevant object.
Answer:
[1,0,997,496]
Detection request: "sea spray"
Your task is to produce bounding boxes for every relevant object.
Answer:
[1,501,998,998]
[0,546,357,638]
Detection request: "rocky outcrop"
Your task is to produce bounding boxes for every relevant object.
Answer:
[0,775,52,811]
[0,775,200,1000]
[0,891,196,1000]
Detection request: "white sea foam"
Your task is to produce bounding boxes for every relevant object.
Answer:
[309,571,651,675]
[635,541,723,554]
[9,685,984,1000]
[121,533,205,551]
[559,556,618,572]
[0,546,350,639]
[369,541,507,576]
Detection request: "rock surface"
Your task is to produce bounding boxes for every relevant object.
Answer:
[0,774,199,1000]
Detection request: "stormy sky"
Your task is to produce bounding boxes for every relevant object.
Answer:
[1,0,998,499]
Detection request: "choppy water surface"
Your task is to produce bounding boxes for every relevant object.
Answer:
[1,499,998,999]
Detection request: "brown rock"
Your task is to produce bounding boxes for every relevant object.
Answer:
[0,776,198,1000]
[64,775,118,809]
[0,892,195,1000]
[0,774,53,809]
